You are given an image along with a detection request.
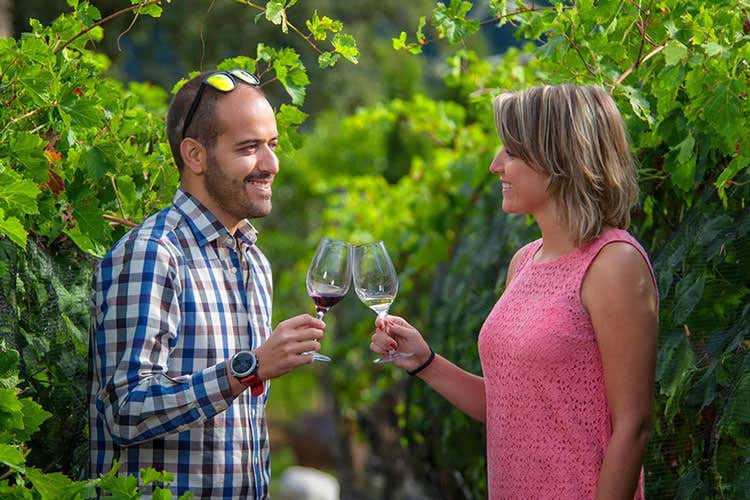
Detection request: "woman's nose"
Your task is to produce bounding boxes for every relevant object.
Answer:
[489,150,504,174]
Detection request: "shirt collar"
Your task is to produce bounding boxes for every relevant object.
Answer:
[172,188,259,247]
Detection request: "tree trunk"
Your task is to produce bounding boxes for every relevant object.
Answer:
[0,0,11,38]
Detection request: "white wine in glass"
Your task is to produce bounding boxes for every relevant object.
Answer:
[305,238,351,362]
[352,241,414,364]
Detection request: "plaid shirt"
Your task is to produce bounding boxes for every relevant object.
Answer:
[89,188,273,498]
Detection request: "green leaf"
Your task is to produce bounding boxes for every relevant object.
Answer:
[83,146,110,180]
[0,349,19,382]
[152,488,174,500]
[620,86,654,125]
[671,273,705,325]
[60,96,102,128]
[318,52,340,68]
[139,467,174,486]
[9,133,47,182]
[663,40,688,66]
[114,175,137,214]
[0,388,23,435]
[265,1,286,31]
[665,135,696,191]
[715,153,749,204]
[416,16,427,44]
[96,462,138,497]
[277,104,308,128]
[0,170,41,216]
[216,56,257,74]
[434,0,480,44]
[392,32,422,55]
[13,398,51,442]
[271,48,309,105]
[0,209,28,248]
[656,332,696,422]
[332,33,359,64]
[25,468,85,500]
[0,443,24,472]
[306,10,342,41]
[71,199,111,248]
[276,104,308,150]
[704,42,724,57]
[136,2,163,18]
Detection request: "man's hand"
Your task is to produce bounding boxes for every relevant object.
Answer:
[255,314,325,380]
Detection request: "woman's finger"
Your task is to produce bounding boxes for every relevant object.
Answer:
[371,331,398,351]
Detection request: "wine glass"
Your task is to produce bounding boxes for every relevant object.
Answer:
[352,241,414,364]
[304,238,351,362]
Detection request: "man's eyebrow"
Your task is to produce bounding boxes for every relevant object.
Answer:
[234,136,278,148]
[234,138,261,147]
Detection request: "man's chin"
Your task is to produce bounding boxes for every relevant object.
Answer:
[245,202,272,219]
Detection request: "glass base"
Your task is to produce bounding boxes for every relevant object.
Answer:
[373,350,414,364]
[302,351,331,362]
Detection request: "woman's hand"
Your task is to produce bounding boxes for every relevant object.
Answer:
[370,315,432,372]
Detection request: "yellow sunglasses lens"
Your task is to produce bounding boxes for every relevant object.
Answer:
[205,73,236,92]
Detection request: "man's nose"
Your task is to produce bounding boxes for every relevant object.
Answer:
[259,145,279,174]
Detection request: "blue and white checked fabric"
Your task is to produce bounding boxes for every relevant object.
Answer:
[89,188,274,498]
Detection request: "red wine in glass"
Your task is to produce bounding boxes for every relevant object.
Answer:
[310,293,346,315]
[304,238,352,362]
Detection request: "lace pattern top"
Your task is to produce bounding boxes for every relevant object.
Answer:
[478,228,654,499]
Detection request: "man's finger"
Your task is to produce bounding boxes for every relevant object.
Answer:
[282,314,326,330]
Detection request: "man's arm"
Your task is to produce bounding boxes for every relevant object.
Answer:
[92,236,234,447]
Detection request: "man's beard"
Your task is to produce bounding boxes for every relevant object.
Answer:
[204,152,272,221]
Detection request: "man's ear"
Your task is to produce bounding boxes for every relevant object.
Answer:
[180,138,206,175]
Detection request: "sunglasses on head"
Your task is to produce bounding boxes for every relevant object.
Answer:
[181,69,261,140]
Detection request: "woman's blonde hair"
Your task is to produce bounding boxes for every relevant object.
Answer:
[492,84,638,244]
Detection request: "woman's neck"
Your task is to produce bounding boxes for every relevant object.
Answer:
[533,211,577,264]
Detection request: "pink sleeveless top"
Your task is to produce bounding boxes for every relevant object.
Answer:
[477,228,654,499]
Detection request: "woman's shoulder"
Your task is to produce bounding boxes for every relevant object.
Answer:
[582,232,657,302]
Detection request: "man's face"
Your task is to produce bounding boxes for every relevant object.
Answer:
[203,86,279,225]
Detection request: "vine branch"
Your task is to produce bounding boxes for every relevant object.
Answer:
[235,0,323,54]
[103,214,138,228]
[478,5,553,27]
[610,40,668,89]
[0,104,55,135]
[55,0,162,54]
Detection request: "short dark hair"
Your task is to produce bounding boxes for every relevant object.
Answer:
[165,71,267,172]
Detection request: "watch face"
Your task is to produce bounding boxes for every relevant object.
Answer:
[231,351,257,377]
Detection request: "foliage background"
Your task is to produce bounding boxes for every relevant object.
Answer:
[0,0,748,498]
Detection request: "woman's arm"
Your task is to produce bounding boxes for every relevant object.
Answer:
[372,315,487,422]
[582,242,658,500]
[370,248,528,423]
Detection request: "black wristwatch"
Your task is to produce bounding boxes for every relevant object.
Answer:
[230,351,264,396]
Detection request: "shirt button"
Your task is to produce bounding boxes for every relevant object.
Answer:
[230,267,237,274]
[224,237,234,247]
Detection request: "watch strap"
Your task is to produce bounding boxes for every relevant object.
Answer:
[240,373,264,396]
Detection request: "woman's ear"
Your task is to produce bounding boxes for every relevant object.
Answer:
[180,138,206,175]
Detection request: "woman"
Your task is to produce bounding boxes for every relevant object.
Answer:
[372,84,658,499]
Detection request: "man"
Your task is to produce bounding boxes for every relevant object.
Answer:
[89,69,325,498]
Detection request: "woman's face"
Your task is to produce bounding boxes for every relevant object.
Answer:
[489,146,552,217]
